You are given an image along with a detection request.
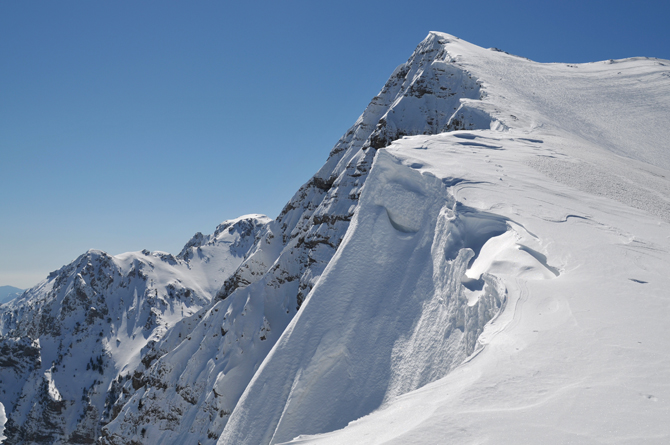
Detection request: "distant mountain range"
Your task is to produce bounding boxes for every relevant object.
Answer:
[0,286,23,305]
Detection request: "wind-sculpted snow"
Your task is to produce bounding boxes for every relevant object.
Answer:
[219,32,669,444]
[0,215,268,444]
[101,32,498,445]
[219,151,529,444]
[271,125,670,444]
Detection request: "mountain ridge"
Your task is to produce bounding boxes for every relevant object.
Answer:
[0,215,269,443]
[0,287,23,305]
[100,30,500,445]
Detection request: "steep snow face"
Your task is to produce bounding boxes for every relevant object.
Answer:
[219,151,523,444]
[0,215,268,444]
[274,129,670,445]
[100,32,497,445]
[220,33,670,444]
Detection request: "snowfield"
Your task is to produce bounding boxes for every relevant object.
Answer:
[2,31,669,445]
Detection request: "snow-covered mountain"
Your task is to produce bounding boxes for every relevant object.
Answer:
[0,215,269,443]
[2,31,670,444]
[218,34,670,444]
[99,32,514,445]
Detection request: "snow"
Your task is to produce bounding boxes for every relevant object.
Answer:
[44,371,62,402]
[0,402,6,443]
[219,32,670,444]
[267,136,670,443]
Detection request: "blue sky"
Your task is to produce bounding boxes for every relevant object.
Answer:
[2,0,669,289]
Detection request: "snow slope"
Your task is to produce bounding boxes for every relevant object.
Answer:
[279,131,670,445]
[219,33,670,444]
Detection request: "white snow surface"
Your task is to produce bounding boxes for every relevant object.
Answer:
[0,401,6,443]
[219,33,670,444]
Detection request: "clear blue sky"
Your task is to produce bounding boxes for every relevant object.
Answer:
[2,0,669,289]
